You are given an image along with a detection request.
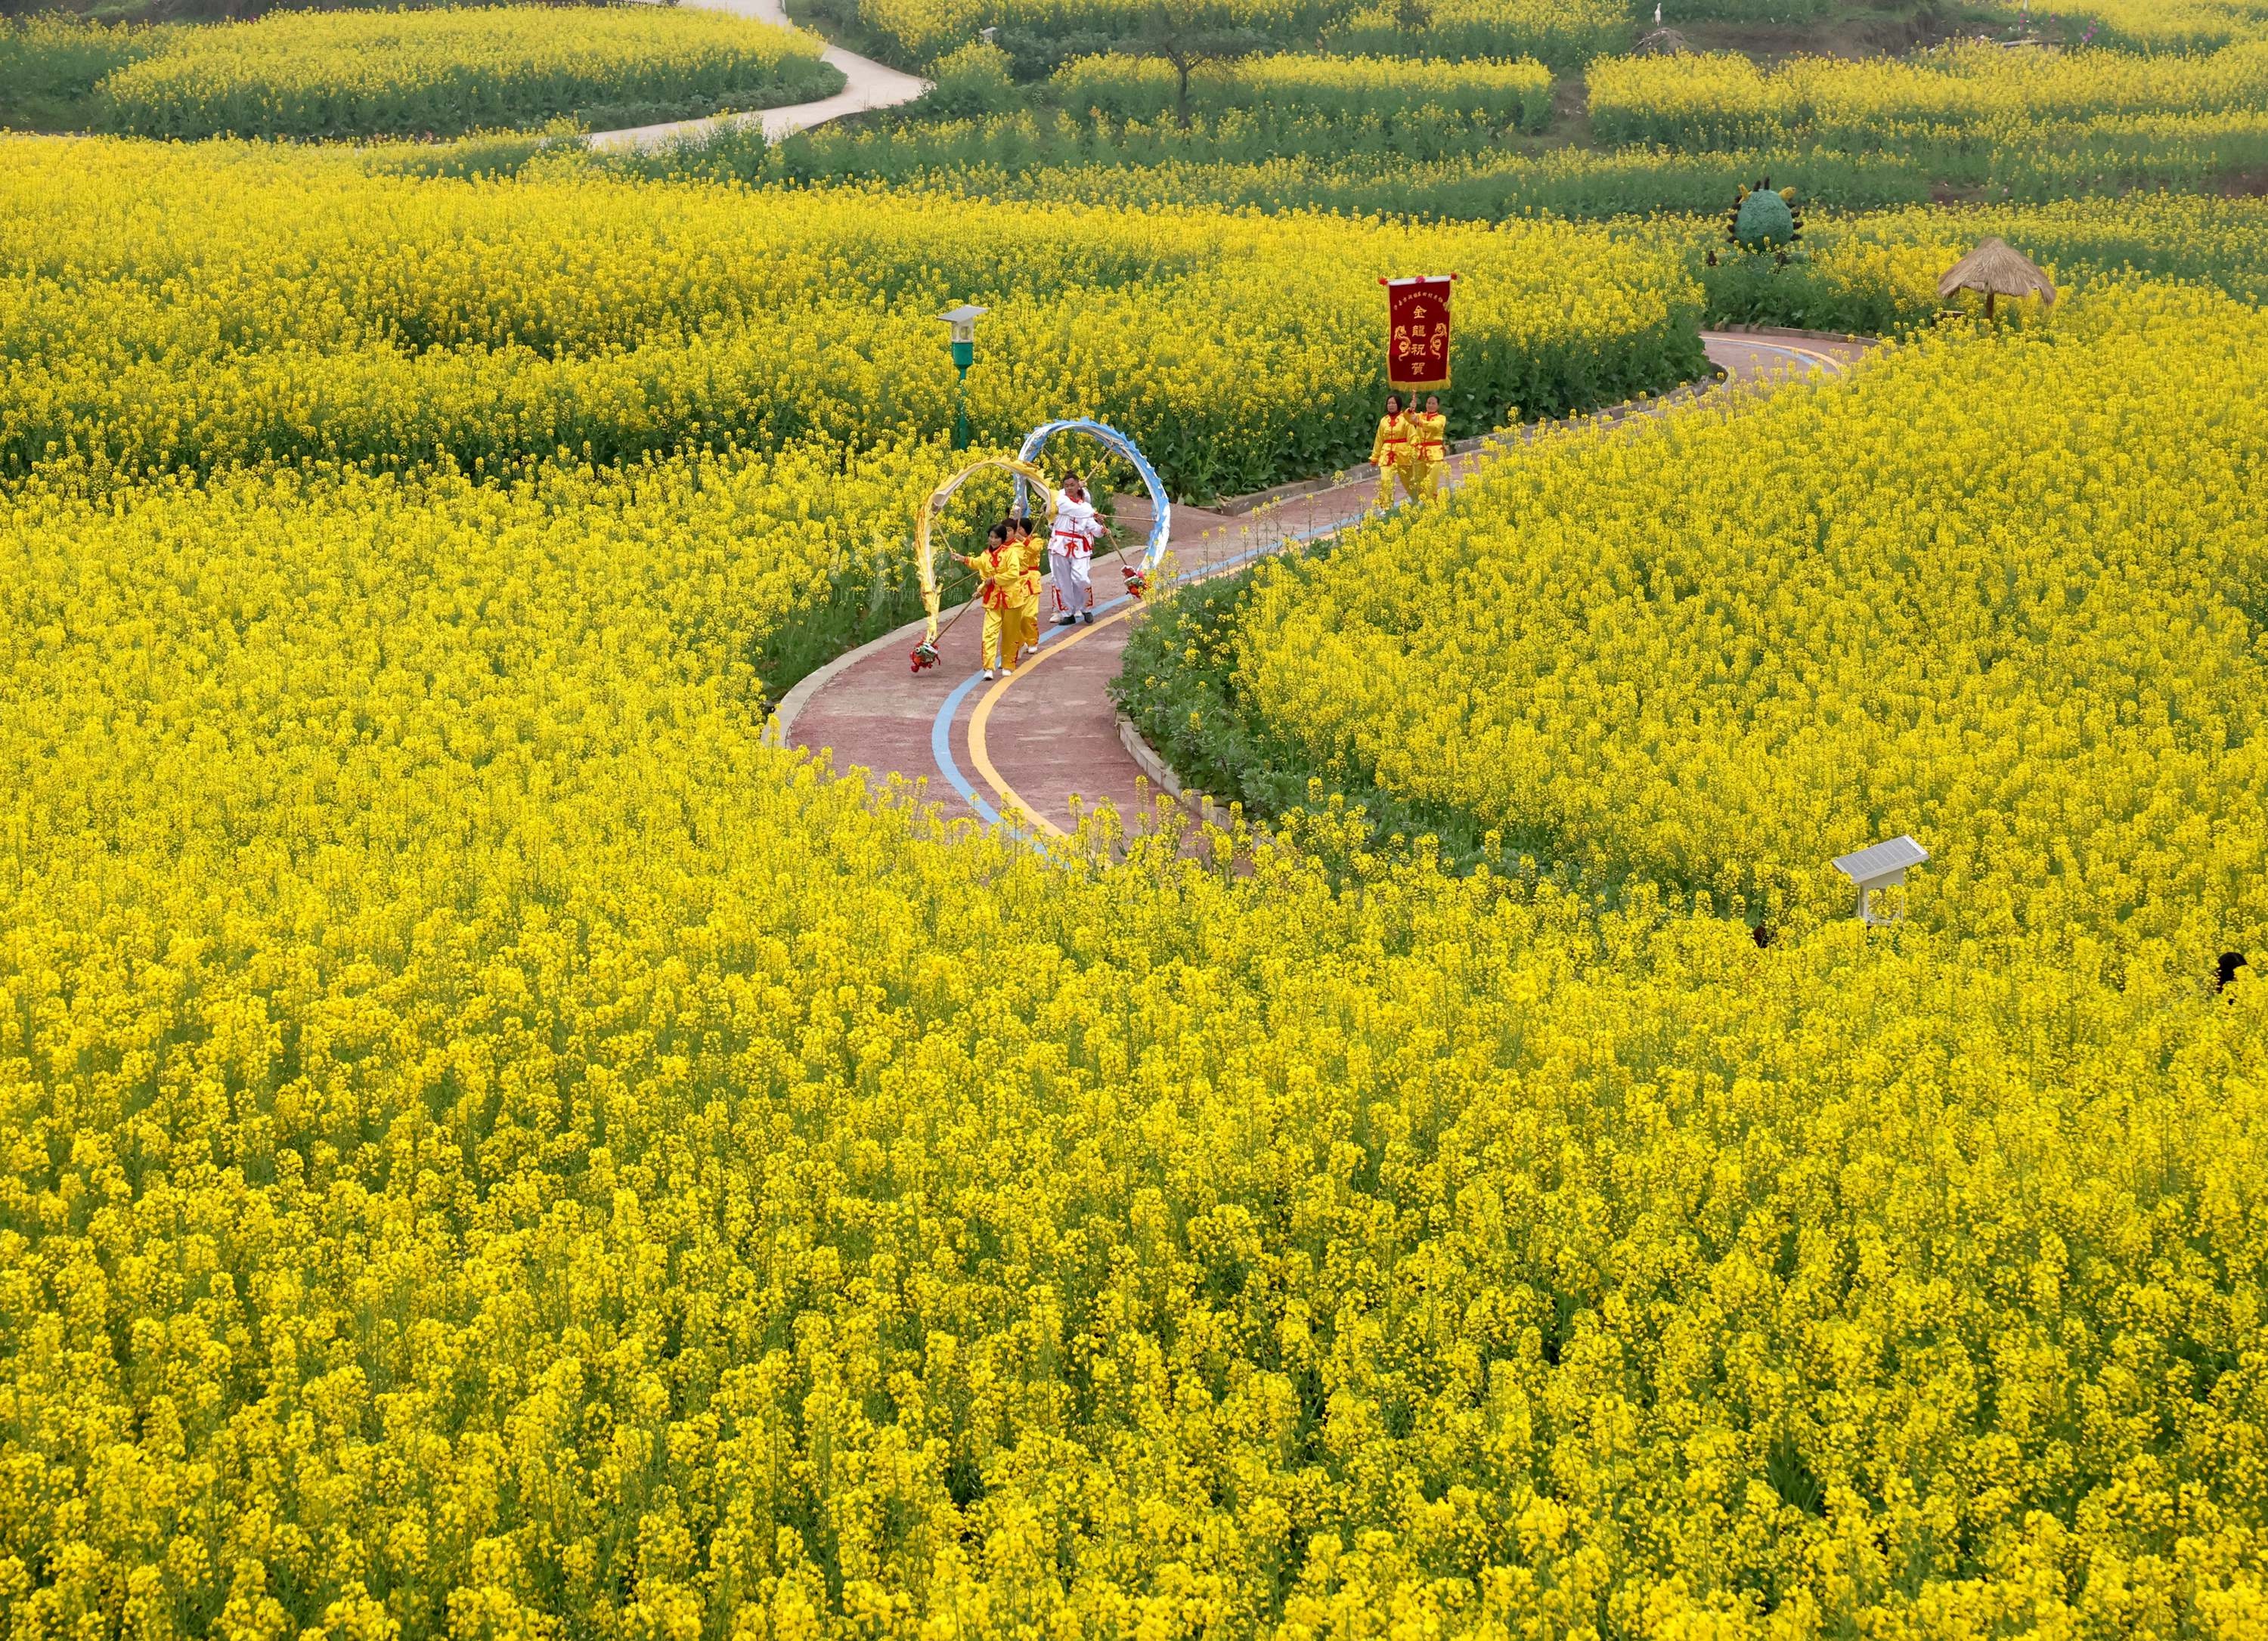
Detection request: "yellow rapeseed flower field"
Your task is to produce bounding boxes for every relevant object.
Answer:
[1049,51,1555,131]
[1845,193,2268,304]
[857,0,1333,66]
[0,138,1705,498]
[90,5,841,140]
[1589,40,2268,148]
[2040,0,2268,51]
[1693,194,2268,333]
[2,420,2267,1636]
[4,118,2268,1641]
[1318,0,1627,69]
[852,0,1622,70]
[1232,282,2268,968]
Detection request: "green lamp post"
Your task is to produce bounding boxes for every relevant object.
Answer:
[938,302,987,451]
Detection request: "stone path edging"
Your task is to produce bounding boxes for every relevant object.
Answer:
[1712,324,1876,342]
[1115,709,1182,798]
[773,604,953,745]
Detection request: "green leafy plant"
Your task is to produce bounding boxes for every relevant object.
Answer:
[928,36,1017,114]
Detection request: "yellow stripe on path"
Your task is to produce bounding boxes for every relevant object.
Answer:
[968,604,1139,837]
[1753,340,1848,375]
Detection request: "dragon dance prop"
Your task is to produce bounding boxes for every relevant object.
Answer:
[910,455,1057,672]
[907,421,1175,674]
[1015,419,1173,599]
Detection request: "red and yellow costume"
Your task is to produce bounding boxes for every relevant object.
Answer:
[1371,408,1417,508]
[1409,407,1448,500]
[957,542,1036,673]
[1012,528,1044,661]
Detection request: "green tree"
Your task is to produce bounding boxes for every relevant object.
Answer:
[1124,0,1267,128]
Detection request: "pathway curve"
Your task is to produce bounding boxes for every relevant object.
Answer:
[781,330,1873,834]
[587,0,928,153]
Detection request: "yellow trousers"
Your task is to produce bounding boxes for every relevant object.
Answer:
[981,605,1015,672]
[1376,454,1425,508]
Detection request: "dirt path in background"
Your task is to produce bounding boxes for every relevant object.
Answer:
[587,0,928,152]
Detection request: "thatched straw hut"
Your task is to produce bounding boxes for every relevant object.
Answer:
[1938,237,2057,320]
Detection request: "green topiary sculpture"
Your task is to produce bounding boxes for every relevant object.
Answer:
[1726,178,1803,254]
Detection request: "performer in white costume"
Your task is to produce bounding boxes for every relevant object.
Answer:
[1048,475,1110,625]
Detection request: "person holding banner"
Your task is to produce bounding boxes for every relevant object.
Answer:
[1049,475,1110,625]
[1379,274,1456,504]
[1411,394,1448,500]
[1371,393,1415,509]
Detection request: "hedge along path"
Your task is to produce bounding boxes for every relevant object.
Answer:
[587,0,928,151]
[783,330,1873,835]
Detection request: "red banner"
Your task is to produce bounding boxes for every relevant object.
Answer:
[1380,274,1455,391]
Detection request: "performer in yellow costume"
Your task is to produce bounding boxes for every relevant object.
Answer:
[956,523,1035,680]
[1009,514,1044,664]
[1410,393,1448,500]
[1371,393,1416,509]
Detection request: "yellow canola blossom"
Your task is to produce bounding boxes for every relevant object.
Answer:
[0,441,960,798]
[1050,51,1556,131]
[5,108,2268,1641]
[1318,0,1628,70]
[1796,193,2268,311]
[2033,0,2268,51]
[858,0,1334,65]
[1234,283,2268,965]
[1637,195,2268,339]
[90,4,838,140]
[855,0,1622,67]
[1589,40,2268,147]
[0,138,1706,497]
[2,426,2266,1633]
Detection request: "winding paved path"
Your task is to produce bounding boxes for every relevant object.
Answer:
[780,331,1873,834]
[587,0,928,152]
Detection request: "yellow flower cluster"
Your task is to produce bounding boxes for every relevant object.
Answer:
[1233,281,2268,968]
[857,0,1335,63]
[1,13,163,124]
[89,5,839,140]
[2,138,1704,498]
[1589,39,2268,147]
[4,425,2268,1633]
[1839,192,2268,304]
[2041,0,2268,51]
[1050,51,1555,131]
[1318,0,1627,70]
[7,89,2268,1641]
[854,0,1619,68]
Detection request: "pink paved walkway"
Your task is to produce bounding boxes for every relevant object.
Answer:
[783,330,1873,834]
